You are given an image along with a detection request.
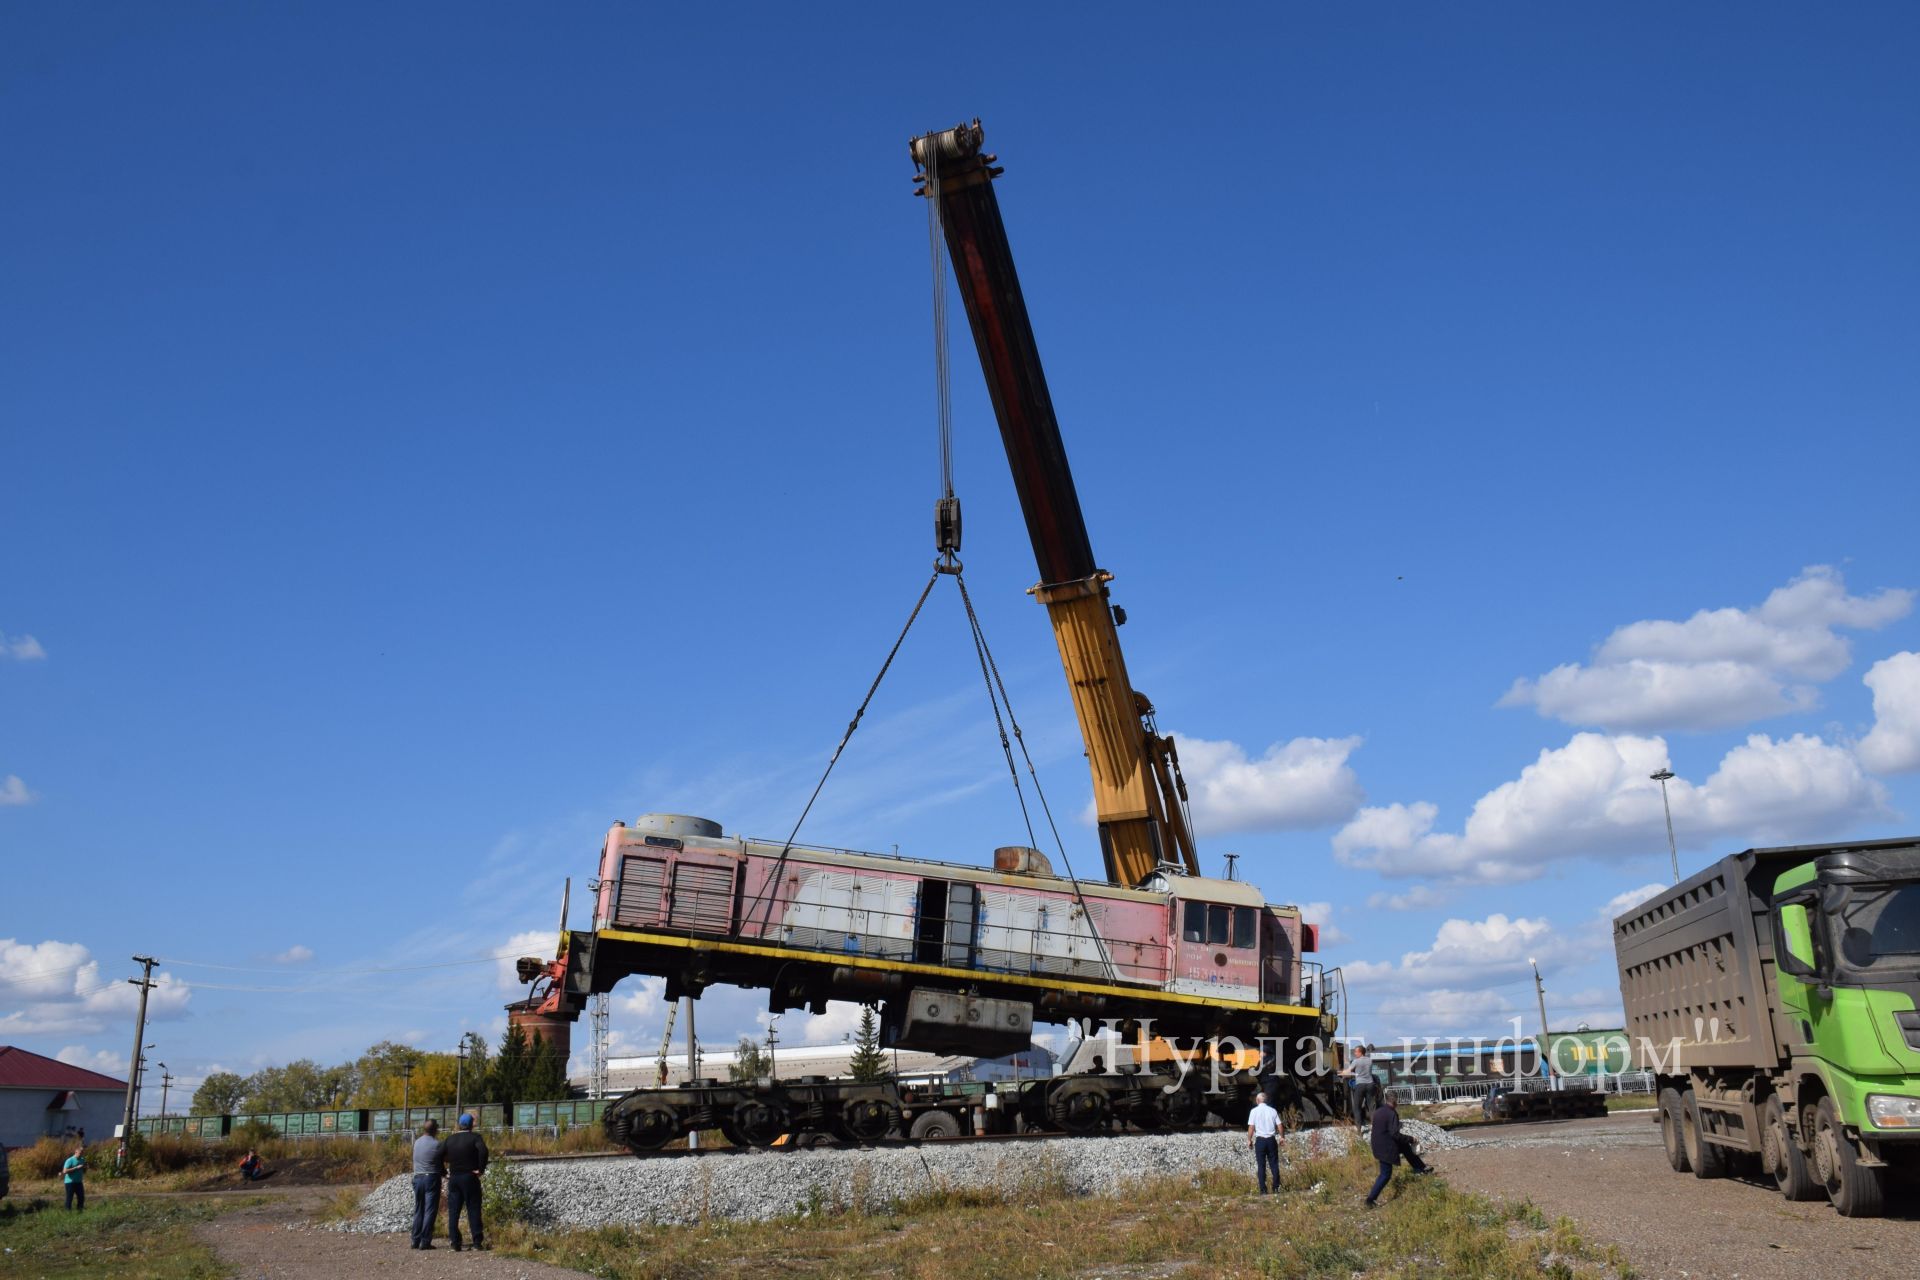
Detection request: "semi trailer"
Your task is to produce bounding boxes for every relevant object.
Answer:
[1613,838,1920,1216]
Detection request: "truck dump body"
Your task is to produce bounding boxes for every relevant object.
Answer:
[1614,847,1800,1072]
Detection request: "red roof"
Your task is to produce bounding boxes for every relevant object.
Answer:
[0,1045,126,1091]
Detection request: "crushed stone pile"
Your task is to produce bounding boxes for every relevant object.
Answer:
[343,1127,1354,1231]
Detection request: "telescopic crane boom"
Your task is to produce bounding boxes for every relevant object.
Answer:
[911,120,1199,888]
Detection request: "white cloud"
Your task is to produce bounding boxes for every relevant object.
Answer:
[1294,901,1350,947]
[1,775,34,807]
[1335,731,1887,884]
[615,976,665,1022]
[496,930,554,994]
[792,1000,868,1046]
[272,945,314,965]
[2,632,46,661]
[1344,913,1577,992]
[1365,884,1452,912]
[1357,989,1525,1040]
[1500,566,1912,732]
[1857,651,1920,775]
[56,1046,130,1079]
[0,940,191,1037]
[1599,883,1668,922]
[1174,733,1365,836]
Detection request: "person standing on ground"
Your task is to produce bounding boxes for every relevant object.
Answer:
[1363,1093,1431,1208]
[1340,1042,1377,1131]
[443,1112,489,1251]
[61,1143,87,1211]
[1246,1091,1284,1194]
[409,1118,445,1250]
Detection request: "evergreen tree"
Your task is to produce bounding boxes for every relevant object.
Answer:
[848,1005,890,1082]
[490,1022,532,1104]
[523,1032,570,1101]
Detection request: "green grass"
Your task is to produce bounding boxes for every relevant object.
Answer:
[487,1151,1634,1280]
[0,1194,228,1279]
[1605,1094,1657,1111]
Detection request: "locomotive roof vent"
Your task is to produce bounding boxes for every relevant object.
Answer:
[633,813,723,841]
[993,845,1053,877]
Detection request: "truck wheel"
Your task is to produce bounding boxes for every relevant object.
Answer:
[1682,1092,1726,1179]
[1813,1096,1886,1217]
[1762,1096,1820,1202]
[1658,1089,1690,1173]
[909,1110,961,1141]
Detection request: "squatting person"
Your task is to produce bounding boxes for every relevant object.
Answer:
[1363,1093,1431,1207]
[444,1111,489,1251]
[1246,1091,1283,1194]
[410,1118,445,1250]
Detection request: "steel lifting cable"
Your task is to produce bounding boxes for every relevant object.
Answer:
[952,571,1117,980]
[742,569,943,938]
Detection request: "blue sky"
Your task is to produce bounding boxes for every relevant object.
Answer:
[3,3,1917,1102]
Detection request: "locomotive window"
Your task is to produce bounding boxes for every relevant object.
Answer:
[1233,906,1257,949]
[1208,904,1231,945]
[1183,901,1206,943]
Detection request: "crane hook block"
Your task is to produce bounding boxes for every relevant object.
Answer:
[935,496,963,555]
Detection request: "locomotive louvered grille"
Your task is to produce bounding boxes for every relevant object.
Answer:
[615,856,668,928]
[668,862,736,934]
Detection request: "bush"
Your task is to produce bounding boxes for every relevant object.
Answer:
[144,1134,203,1173]
[18,1138,70,1180]
[481,1159,539,1227]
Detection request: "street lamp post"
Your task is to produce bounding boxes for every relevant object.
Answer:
[455,1041,467,1118]
[399,1062,414,1135]
[1651,769,1680,884]
[1529,959,1553,1087]
[158,1065,171,1121]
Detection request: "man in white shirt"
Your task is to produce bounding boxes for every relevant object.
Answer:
[1246,1091,1284,1194]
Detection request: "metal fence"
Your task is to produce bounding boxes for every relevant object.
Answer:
[1383,1069,1655,1106]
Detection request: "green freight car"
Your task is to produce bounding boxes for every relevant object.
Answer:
[1614,838,1920,1216]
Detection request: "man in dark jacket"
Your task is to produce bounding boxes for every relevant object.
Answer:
[444,1112,490,1251]
[1364,1094,1431,1207]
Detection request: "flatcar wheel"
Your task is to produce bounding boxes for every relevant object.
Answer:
[1158,1085,1206,1130]
[841,1098,899,1143]
[1049,1080,1111,1136]
[732,1099,789,1148]
[624,1103,680,1153]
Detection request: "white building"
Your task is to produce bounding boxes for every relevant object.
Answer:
[0,1046,127,1148]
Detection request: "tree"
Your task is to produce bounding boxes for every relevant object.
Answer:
[349,1041,429,1109]
[190,1071,248,1116]
[522,1032,569,1101]
[729,1036,771,1083]
[409,1054,460,1105]
[489,1023,531,1105]
[243,1060,337,1111]
[848,1005,890,1082]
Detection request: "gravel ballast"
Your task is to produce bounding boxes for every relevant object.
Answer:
[344,1127,1354,1231]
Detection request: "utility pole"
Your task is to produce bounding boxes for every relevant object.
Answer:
[158,1065,172,1121]
[399,1061,414,1134]
[1650,769,1680,883]
[766,1013,781,1080]
[1530,958,1553,1087]
[455,1039,467,1118]
[119,956,158,1157]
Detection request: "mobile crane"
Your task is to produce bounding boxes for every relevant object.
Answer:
[514,120,1347,1150]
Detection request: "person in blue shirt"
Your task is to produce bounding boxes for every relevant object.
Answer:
[61,1144,87,1211]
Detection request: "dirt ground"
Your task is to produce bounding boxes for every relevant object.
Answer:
[1437,1111,1918,1280]
[193,1187,591,1278]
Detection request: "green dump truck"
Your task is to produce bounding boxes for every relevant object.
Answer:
[1613,838,1920,1216]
